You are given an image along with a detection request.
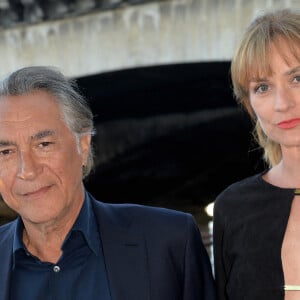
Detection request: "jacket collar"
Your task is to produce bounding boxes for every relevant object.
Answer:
[0,222,16,300]
[90,194,150,300]
[0,193,151,300]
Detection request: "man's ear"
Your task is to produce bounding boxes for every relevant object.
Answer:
[79,133,91,166]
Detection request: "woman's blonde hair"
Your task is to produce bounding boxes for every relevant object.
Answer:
[231,9,300,167]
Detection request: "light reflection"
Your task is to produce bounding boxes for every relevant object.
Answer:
[205,201,214,217]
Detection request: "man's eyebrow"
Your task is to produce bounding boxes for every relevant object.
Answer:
[0,140,16,147]
[31,130,56,140]
[0,130,56,147]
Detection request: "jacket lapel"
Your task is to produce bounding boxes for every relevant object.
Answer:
[92,199,150,300]
[0,223,15,300]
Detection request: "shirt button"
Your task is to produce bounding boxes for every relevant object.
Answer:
[53,265,61,273]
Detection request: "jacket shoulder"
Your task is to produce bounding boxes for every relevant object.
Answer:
[94,199,193,228]
[91,197,198,242]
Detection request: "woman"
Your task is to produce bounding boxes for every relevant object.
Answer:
[213,9,300,300]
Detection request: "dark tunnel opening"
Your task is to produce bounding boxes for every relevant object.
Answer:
[76,61,265,219]
[0,61,265,229]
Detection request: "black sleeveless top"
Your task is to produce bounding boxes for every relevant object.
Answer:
[213,172,295,300]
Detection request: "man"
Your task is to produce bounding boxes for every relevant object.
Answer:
[0,66,215,300]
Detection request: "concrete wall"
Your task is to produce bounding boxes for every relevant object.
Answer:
[0,0,300,78]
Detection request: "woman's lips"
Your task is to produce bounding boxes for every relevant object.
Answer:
[277,118,300,129]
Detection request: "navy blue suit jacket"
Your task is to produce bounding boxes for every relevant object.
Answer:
[0,194,215,300]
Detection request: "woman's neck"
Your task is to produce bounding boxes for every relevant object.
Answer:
[265,147,300,188]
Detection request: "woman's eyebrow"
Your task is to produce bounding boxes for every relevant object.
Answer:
[249,77,268,83]
[286,65,300,76]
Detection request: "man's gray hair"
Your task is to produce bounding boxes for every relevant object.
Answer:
[0,66,95,179]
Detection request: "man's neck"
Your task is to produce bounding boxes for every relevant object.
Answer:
[21,199,84,263]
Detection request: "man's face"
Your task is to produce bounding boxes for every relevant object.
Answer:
[0,90,91,226]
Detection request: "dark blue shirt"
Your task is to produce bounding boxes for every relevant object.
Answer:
[10,193,111,300]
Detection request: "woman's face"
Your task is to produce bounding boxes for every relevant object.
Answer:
[249,41,300,149]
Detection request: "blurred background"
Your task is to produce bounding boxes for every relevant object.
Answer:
[0,0,300,257]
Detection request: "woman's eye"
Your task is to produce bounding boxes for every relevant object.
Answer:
[255,84,269,94]
[293,75,300,83]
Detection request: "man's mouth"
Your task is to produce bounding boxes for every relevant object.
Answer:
[22,185,52,197]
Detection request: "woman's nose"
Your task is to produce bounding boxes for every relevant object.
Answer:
[274,86,296,111]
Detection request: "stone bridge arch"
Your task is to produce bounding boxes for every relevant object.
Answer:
[0,0,299,78]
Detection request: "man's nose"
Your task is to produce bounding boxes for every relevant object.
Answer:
[17,151,42,180]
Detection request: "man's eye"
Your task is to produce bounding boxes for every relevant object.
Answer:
[0,149,12,156]
[39,142,52,148]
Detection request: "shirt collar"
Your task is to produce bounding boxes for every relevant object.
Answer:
[67,191,100,256]
[12,216,25,254]
[12,217,28,268]
[12,191,100,265]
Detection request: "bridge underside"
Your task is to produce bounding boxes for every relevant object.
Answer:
[1,0,298,78]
